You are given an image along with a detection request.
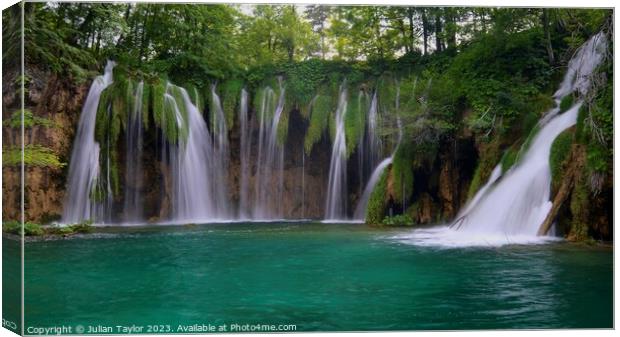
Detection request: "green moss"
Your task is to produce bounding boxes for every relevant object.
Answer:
[365,168,389,224]
[152,80,166,126]
[2,145,65,168]
[559,95,574,113]
[549,130,573,188]
[276,109,289,146]
[344,89,367,156]
[377,74,398,114]
[515,123,540,163]
[304,94,332,153]
[221,79,244,129]
[391,141,414,205]
[585,141,609,175]
[151,82,190,145]
[569,176,591,241]
[467,142,501,200]
[500,147,518,174]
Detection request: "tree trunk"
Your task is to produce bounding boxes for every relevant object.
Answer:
[542,9,555,65]
[398,18,409,54]
[446,9,457,49]
[435,12,442,52]
[407,8,415,53]
[537,169,574,236]
[422,9,429,55]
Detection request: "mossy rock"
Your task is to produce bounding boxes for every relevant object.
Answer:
[559,94,574,113]
[549,129,574,189]
[365,168,389,224]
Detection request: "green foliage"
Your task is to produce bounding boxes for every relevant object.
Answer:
[220,79,244,129]
[2,221,21,234]
[304,94,332,153]
[3,109,55,128]
[549,130,573,187]
[2,221,43,236]
[150,82,190,145]
[69,220,95,234]
[559,95,574,113]
[365,168,389,224]
[381,214,414,226]
[281,59,329,108]
[377,75,398,114]
[344,90,367,156]
[391,141,414,204]
[452,29,551,136]
[2,145,65,168]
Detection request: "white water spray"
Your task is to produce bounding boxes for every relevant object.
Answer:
[62,61,115,224]
[400,32,607,247]
[324,83,349,220]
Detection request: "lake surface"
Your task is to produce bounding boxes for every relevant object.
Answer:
[9,222,614,332]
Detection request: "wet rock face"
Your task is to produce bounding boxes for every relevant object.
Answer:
[2,66,90,223]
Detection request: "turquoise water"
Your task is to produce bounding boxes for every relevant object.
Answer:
[13,222,614,332]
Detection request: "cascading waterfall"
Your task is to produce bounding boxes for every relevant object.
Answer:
[62,60,115,224]
[324,83,349,220]
[354,117,403,220]
[123,81,144,222]
[367,90,382,169]
[238,88,251,219]
[164,83,229,222]
[356,90,369,194]
[208,85,231,218]
[356,90,383,189]
[353,158,392,220]
[401,32,607,247]
[253,78,286,219]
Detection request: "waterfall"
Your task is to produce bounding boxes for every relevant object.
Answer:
[209,85,231,217]
[367,90,382,169]
[450,103,583,238]
[399,32,607,247]
[62,60,115,224]
[253,78,286,219]
[354,117,403,220]
[164,83,229,222]
[353,157,392,220]
[356,90,382,189]
[453,164,503,227]
[238,88,251,219]
[324,83,349,220]
[356,90,368,194]
[123,81,144,222]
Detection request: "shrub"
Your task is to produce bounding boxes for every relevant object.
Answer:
[382,214,414,226]
[70,220,94,234]
[2,145,65,168]
[3,221,43,236]
[3,109,55,128]
[391,141,414,204]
